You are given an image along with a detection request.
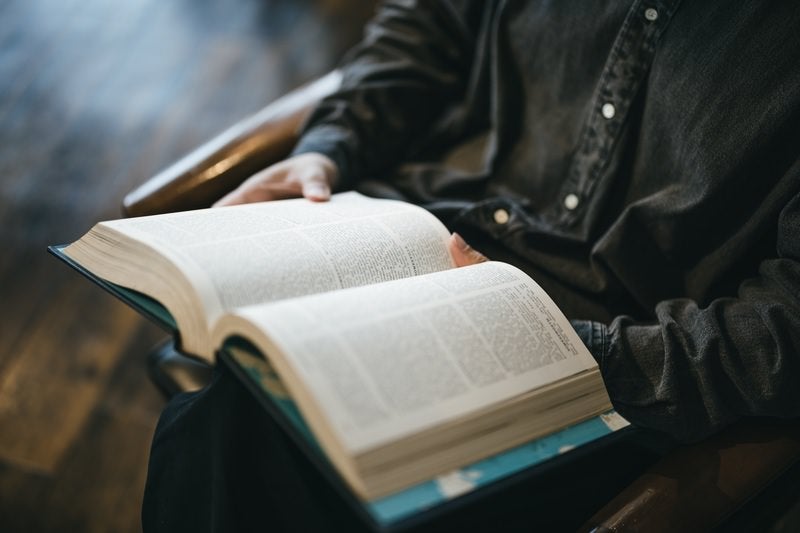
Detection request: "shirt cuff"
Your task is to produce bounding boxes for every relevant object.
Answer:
[570,319,609,368]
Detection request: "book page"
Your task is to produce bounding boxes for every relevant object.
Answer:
[214,262,598,454]
[100,192,454,326]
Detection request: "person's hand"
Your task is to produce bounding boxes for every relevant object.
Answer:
[448,233,489,267]
[213,153,338,207]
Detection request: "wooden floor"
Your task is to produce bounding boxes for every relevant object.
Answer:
[0,1,373,530]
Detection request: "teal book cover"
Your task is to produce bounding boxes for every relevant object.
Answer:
[222,341,630,530]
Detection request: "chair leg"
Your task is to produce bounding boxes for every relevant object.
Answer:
[147,337,213,399]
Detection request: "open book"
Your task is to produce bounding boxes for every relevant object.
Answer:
[63,192,611,500]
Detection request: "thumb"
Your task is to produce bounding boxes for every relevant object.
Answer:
[301,175,331,202]
[449,233,489,267]
[295,157,335,202]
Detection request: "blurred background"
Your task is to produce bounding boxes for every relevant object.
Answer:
[0,0,373,530]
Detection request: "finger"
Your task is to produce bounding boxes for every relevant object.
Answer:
[285,157,333,202]
[213,184,296,207]
[213,172,301,207]
[449,233,489,267]
[213,153,338,207]
[212,189,244,207]
[299,172,332,202]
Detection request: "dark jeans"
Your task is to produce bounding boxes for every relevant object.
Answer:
[142,364,667,532]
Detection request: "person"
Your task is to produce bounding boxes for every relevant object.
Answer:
[143,1,800,531]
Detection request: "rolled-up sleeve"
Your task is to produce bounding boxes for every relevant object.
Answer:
[597,190,800,441]
[291,0,480,188]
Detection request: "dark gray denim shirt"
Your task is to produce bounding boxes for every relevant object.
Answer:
[292,0,800,441]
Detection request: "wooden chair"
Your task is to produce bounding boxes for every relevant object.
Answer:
[123,71,800,532]
[122,70,342,217]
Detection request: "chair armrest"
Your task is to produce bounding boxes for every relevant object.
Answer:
[122,70,342,217]
[581,420,800,532]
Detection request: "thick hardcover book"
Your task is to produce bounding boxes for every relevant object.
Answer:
[54,245,633,528]
[51,193,636,530]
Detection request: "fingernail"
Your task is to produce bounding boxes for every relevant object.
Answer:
[305,183,330,200]
[452,232,470,251]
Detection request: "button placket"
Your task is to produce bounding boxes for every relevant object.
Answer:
[555,0,683,228]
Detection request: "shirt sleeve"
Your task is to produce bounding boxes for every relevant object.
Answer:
[596,189,800,442]
[290,0,481,189]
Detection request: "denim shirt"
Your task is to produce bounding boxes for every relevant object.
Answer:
[292,0,800,441]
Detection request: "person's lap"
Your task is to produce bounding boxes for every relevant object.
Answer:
[142,363,666,532]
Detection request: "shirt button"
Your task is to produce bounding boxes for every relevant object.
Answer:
[601,102,616,119]
[493,208,510,224]
[564,194,580,210]
[645,8,658,21]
